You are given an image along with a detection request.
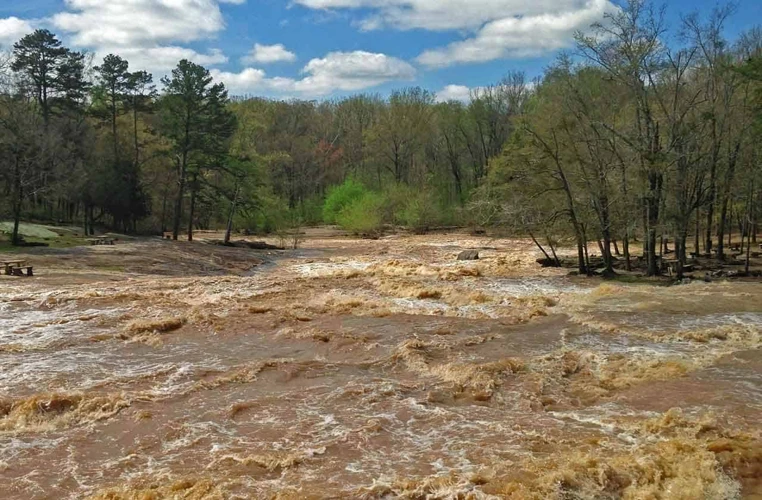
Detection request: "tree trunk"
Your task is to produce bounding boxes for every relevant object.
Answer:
[443,134,464,203]
[11,201,22,246]
[642,205,649,259]
[647,229,658,275]
[582,231,591,276]
[745,182,754,274]
[694,209,701,256]
[705,143,718,254]
[224,182,240,245]
[602,234,613,273]
[676,231,688,280]
[88,205,95,236]
[172,157,186,240]
[716,144,741,260]
[187,176,197,242]
[548,237,561,267]
[529,231,552,262]
[133,98,140,169]
[718,196,728,259]
[11,157,22,246]
[111,90,119,163]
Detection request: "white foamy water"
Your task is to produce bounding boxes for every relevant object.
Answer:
[676,312,762,330]
[593,310,762,334]
[0,302,121,351]
[485,277,590,298]
[291,260,371,278]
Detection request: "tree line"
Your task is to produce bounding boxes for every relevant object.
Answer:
[0,28,525,245]
[1,0,761,278]
[487,2,762,278]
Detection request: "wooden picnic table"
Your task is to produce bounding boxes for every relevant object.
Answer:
[88,237,115,246]
[2,259,26,266]
[2,259,33,276]
[662,259,694,276]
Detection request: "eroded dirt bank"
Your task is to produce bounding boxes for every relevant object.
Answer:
[1,232,760,499]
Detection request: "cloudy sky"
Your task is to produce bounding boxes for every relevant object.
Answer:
[1,0,760,100]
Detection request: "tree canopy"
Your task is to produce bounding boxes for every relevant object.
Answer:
[0,2,760,278]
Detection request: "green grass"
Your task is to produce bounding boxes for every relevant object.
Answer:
[0,222,60,239]
[0,222,89,252]
[93,264,126,272]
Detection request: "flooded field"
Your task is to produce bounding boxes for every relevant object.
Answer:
[1,232,760,499]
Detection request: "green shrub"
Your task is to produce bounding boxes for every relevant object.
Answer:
[382,183,415,224]
[396,189,439,233]
[234,188,289,234]
[323,179,367,223]
[299,195,325,226]
[336,193,385,234]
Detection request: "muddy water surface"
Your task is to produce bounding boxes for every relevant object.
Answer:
[1,234,760,499]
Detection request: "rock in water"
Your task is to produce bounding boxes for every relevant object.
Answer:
[457,250,480,261]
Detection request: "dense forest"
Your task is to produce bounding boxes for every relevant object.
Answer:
[1,1,761,279]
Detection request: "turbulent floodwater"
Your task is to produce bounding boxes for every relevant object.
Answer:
[1,234,761,499]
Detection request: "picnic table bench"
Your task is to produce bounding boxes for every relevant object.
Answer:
[662,259,694,276]
[3,260,33,276]
[88,237,115,246]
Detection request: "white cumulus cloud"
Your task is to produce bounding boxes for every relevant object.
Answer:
[52,0,227,48]
[295,0,616,66]
[210,67,267,92]
[417,0,616,67]
[435,84,473,103]
[294,50,416,94]
[0,17,34,46]
[49,0,240,73]
[213,50,416,97]
[243,43,297,64]
[294,0,612,31]
[101,47,228,76]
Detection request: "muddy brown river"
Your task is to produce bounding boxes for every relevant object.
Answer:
[1,233,760,499]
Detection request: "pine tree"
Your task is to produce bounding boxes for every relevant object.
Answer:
[94,54,131,162]
[160,59,235,241]
[11,29,88,126]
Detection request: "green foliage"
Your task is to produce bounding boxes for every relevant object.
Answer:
[3,20,761,259]
[388,183,456,232]
[234,187,289,234]
[380,183,414,223]
[299,195,325,226]
[323,179,367,224]
[12,29,89,120]
[335,192,385,234]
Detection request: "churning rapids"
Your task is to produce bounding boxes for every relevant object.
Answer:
[1,232,760,499]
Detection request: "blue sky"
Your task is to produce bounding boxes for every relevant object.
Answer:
[1,0,760,100]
